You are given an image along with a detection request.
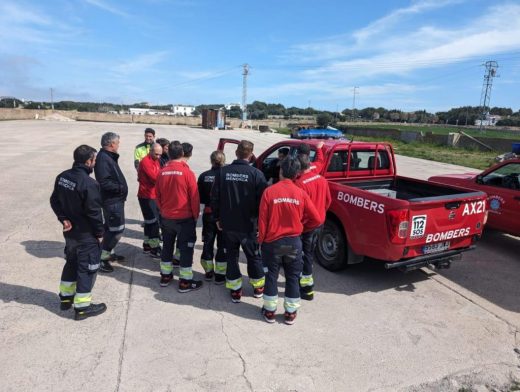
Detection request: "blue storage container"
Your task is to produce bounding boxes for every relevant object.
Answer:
[512,143,520,154]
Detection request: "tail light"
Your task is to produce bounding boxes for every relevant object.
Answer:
[386,209,409,244]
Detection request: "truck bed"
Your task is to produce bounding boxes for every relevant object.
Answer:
[335,176,482,201]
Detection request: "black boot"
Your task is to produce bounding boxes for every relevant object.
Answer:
[300,285,314,301]
[74,303,107,320]
[59,294,74,310]
[99,260,114,273]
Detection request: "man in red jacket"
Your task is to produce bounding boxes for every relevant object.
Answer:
[297,141,325,173]
[258,157,321,325]
[137,143,163,258]
[294,153,332,301]
[156,143,202,292]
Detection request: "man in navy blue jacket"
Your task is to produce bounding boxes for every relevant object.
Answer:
[94,132,128,273]
[50,145,107,320]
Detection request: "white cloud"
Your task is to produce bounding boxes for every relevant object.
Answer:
[353,0,465,42]
[84,0,130,17]
[286,3,520,83]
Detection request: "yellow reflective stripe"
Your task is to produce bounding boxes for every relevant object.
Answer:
[173,249,180,261]
[74,292,92,308]
[200,259,214,272]
[299,275,314,287]
[249,277,265,289]
[225,277,242,290]
[59,281,76,296]
[179,267,193,280]
[148,238,160,248]
[101,250,111,261]
[215,262,227,274]
[263,294,278,312]
[284,297,301,312]
[160,261,173,274]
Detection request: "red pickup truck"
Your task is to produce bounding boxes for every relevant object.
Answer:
[429,159,520,237]
[218,138,488,272]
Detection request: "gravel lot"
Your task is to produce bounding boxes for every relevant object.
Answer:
[0,120,518,392]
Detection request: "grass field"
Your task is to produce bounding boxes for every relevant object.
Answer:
[344,123,520,140]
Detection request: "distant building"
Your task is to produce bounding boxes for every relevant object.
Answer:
[129,108,150,115]
[225,103,241,110]
[172,105,195,116]
[475,114,501,126]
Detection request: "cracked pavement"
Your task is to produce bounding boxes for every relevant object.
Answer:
[0,121,519,391]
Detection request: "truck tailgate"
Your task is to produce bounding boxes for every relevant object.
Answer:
[404,191,487,258]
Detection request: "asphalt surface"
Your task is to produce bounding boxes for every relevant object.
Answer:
[0,120,518,392]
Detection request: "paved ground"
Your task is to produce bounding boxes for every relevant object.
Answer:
[0,120,519,392]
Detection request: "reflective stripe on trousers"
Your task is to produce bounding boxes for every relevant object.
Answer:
[263,294,278,312]
[299,274,314,287]
[59,281,77,296]
[108,224,125,232]
[249,276,265,289]
[179,267,193,281]
[200,259,214,273]
[284,297,300,313]
[160,261,173,275]
[225,277,242,291]
[215,262,227,275]
[74,292,92,309]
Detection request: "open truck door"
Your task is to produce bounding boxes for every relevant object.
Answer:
[217,138,256,165]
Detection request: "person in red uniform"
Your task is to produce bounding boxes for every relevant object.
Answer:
[294,153,332,301]
[258,157,321,325]
[137,143,163,258]
[155,143,202,292]
[297,141,325,173]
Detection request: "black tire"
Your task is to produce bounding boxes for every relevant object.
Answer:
[316,219,348,271]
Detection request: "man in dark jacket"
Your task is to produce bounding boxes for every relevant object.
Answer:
[50,145,107,320]
[211,140,267,303]
[197,150,226,284]
[94,132,128,272]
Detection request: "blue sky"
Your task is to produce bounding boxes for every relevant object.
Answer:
[1,0,520,112]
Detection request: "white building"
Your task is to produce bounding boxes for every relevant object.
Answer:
[129,108,150,115]
[172,105,195,116]
[225,103,241,110]
[475,114,501,126]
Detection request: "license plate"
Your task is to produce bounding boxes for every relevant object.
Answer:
[422,241,450,254]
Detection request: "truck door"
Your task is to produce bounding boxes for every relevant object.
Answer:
[217,138,256,165]
[479,161,520,235]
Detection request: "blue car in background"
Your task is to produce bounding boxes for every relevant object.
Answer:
[292,128,344,139]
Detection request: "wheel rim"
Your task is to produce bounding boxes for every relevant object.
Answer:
[319,229,338,262]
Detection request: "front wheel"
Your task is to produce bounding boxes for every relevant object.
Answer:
[316,219,347,271]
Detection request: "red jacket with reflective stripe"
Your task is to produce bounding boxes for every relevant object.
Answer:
[309,146,325,173]
[137,155,161,199]
[258,179,321,244]
[294,170,331,225]
[156,160,200,220]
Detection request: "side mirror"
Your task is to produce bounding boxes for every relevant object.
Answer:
[476,175,483,184]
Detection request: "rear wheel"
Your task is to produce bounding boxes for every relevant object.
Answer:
[316,219,348,271]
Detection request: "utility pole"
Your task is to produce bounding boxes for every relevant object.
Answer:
[241,64,249,121]
[478,61,498,131]
[50,88,54,110]
[352,86,359,121]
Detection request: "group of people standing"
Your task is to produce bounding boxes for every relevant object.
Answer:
[50,127,331,324]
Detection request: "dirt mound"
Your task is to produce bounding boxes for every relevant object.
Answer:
[41,113,75,122]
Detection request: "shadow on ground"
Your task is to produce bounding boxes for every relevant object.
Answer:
[0,282,69,319]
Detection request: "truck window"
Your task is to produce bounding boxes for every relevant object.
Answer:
[482,163,520,190]
[327,149,390,172]
[352,150,390,170]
